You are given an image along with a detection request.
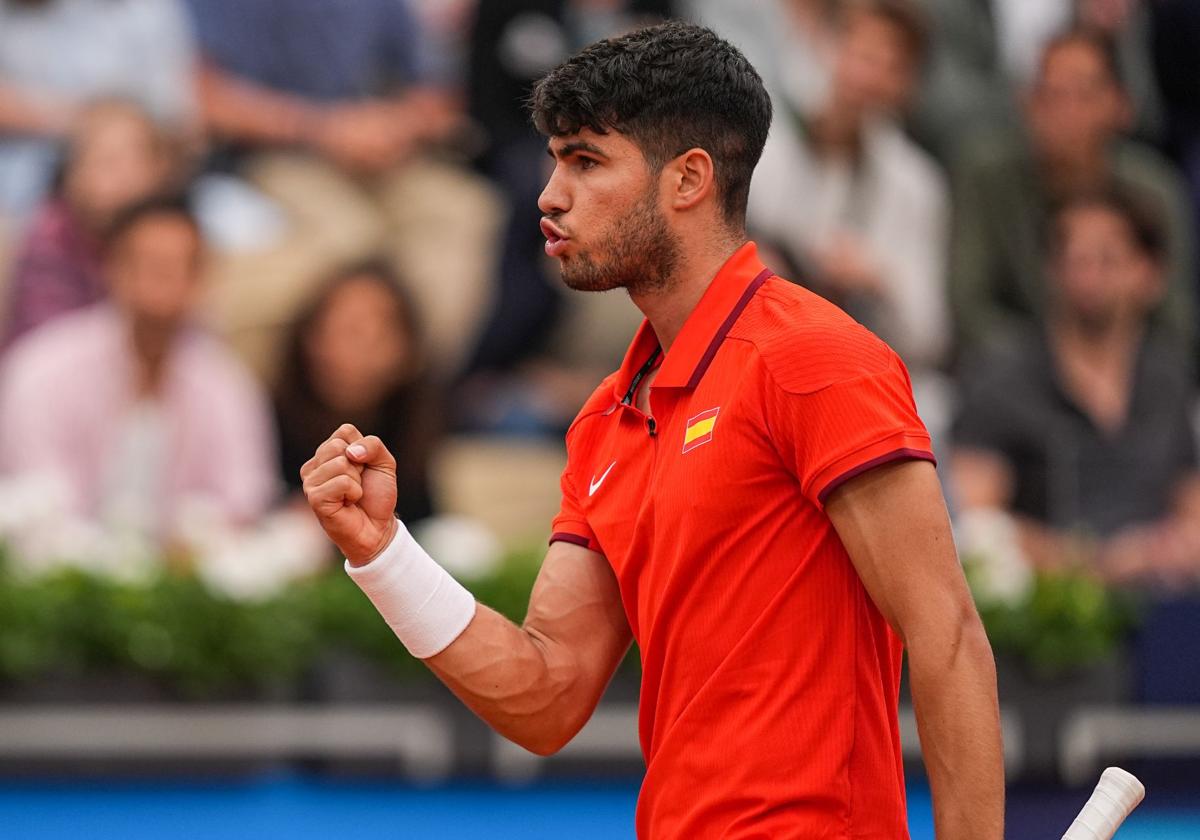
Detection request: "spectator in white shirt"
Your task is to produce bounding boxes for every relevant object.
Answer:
[748,0,950,375]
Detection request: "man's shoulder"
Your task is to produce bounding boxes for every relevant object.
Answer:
[958,323,1051,400]
[176,326,269,409]
[730,277,897,396]
[1112,141,1190,201]
[0,308,115,415]
[3,306,110,375]
[1138,327,1195,399]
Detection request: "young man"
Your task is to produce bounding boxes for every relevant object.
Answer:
[0,195,276,537]
[303,22,1004,839]
[954,188,1200,588]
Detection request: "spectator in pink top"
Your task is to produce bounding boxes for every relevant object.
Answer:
[3,100,173,347]
[0,195,277,540]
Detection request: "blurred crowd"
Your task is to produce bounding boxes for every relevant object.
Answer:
[0,0,1198,606]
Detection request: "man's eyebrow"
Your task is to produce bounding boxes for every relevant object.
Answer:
[546,140,608,160]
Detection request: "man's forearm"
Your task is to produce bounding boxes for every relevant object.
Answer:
[426,605,596,755]
[0,84,73,136]
[347,525,630,756]
[909,615,1005,840]
[195,64,319,146]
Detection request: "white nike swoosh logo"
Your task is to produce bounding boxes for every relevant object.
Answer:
[589,460,617,496]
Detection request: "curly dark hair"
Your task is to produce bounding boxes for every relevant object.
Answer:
[528,20,773,227]
[1050,186,1168,264]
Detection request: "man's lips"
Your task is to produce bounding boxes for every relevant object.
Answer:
[541,218,570,258]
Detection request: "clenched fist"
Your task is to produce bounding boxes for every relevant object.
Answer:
[301,424,399,565]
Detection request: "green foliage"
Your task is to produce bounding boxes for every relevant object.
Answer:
[0,550,544,696]
[966,564,1139,677]
[9,541,1135,693]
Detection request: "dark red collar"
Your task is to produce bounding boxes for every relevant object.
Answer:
[612,241,772,401]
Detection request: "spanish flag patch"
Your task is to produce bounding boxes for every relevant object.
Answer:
[682,407,720,454]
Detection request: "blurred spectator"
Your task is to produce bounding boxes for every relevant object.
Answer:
[274,260,438,525]
[748,0,950,374]
[3,100,173,346]
[684,0,840,117]
[949,28,1194,353]
[0,195,277,539]
[462,0,669,385]
[953,189,1200,589]
[913,0,1162,162]
[185,0,500,375]
[0,0,195,220]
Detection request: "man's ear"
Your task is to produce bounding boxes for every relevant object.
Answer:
[665,147,716,212]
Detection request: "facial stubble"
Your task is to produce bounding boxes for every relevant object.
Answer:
[558,185,682,297]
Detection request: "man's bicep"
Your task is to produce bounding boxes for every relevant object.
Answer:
[825,459,976,642]
[524,540,632,688]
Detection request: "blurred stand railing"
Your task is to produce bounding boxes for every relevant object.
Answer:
[1060,707,1200,785]
[488,704,1027,782]
[0,704,455,780]
[13,693,1189,786]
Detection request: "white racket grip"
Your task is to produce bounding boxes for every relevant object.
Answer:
[1062,767,1146,840]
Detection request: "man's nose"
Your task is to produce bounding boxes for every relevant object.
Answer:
[538,166,569,216]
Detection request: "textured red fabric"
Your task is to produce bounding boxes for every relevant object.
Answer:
[551,242,933,839]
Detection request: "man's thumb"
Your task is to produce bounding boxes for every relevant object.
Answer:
[345,435,395,471]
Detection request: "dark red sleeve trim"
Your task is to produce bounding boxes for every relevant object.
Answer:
[816,447,937,505]
[549,531,592,548]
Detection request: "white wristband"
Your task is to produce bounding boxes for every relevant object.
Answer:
[344,519,477,659]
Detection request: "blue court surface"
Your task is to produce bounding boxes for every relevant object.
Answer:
[0,776,1196,839]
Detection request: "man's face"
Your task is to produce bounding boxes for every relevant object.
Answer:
[1052,205,1160,331]
[538,128,681,296]
[1028,41,1127,162]
[107,214,204,332]
[829,11,917,117]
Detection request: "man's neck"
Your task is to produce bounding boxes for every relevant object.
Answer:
[1053,313,1141,359]
[808,102,864,158]
[1050,314,1144,432]
[1038,145,1110,195]
[128,319,177,396]
[629,237,745,352]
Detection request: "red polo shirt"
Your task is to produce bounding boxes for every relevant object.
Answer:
[550,242,934,839]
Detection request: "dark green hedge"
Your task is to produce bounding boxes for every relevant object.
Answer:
[0,547,1137,696]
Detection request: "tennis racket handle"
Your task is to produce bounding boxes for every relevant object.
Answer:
[1062,767,1146,840]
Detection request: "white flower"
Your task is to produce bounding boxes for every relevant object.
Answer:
[955,507,1034,607]
[0,472,157,584]
[190,507,329,602]
[411,515,503,581]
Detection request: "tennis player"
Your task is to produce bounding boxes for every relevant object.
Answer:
[302,19,1004,839]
